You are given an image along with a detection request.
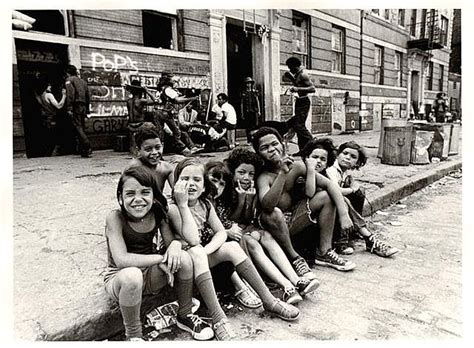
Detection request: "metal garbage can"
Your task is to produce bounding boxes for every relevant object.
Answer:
[381,124,413,165]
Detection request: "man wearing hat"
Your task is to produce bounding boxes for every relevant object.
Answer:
[240,76,261,143]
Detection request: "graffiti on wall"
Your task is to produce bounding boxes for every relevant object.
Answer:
[84,52,210,120]
[87,117,128,133]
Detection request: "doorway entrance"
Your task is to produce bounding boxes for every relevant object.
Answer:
[226,23,253,129]
[411,71,420,118]
[15,39,70,157]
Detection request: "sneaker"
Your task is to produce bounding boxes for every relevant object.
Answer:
[176,314,214,341]
[315,249,356,272]
[335,245,355,255]
[234,286,262,309]
[126,337,144,341]
[213,319,236,341]
[181,148,193,157]
[281,287,303,304]
[265,299,300,321]
[365,235,400,257]
[295,277,320,296]
[292,256,317,279]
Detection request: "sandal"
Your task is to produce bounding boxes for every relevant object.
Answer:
[234,286,262,309]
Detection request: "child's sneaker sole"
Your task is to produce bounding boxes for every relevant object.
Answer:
[314,259,356,272]
[176,321,214,341]
[299,278,320,296]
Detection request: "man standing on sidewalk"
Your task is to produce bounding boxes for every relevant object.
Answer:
[65,65,92,158]
[283,57,315,156]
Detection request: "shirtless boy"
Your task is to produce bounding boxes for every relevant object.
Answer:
[253,127,356,272]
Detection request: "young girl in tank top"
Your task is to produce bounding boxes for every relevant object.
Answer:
[167,158,300,340]
[104,166,213,341]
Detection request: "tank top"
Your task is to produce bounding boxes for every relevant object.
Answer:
[107,211,163,268]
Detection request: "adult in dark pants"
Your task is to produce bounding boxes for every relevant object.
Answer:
[65,65,92,158]
[240,77,261,143]
[283,57,315,156]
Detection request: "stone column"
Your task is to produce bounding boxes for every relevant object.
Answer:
[209,10,227,105]
[68,45,81,69]
[266,9,281,121]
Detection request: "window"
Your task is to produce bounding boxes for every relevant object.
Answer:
[384,10,390,21]
[142,10,178,49]
[374,45,384,85]
[439,64,444,91]
[426,61,433,90]
[371,9,380,15]
[440,16,449,46]
[398,10,405,27]
[292,11,310,68]
[410,9,417,36]
[395,51,403,87]
[453,81,457,89]
[331,26,345,74]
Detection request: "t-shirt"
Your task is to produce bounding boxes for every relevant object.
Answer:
[220,102,237,125]
[325,160,348,187]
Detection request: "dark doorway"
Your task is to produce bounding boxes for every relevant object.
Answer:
[18,10,66,35]
[226,23,253,128]
[15,39,70,157]
[411,71,419,118]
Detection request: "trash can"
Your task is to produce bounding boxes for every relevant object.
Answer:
[377,118,408,158]
[411,122,450,160]
[411,130,434,164]
[381,124,413,166]
[449,122,461,155]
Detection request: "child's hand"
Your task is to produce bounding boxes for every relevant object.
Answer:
[227,223,243,242]
[279,155,294,174]
[174,179,189,207]
[158,262,175,287]
[245,181,256,199]
[164,241,182,273]
[339,214,354,234]
[304,157,318,170]
[235,181,247,202]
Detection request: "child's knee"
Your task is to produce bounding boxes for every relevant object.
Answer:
[118,267,143,290]
[264,207,284,225]
[179,250,193,271]
[187,245,208,267]
[244,234,262,252]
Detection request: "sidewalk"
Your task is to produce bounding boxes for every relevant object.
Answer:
[12,129,462,340]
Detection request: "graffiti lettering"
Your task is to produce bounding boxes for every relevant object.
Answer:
[89,103,128,117]
[91,52,139,73]
[91,118,127,133]
[90,86,127,101]
[121,72,210,89]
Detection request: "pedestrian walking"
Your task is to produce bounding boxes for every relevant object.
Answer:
[65,64,92,158]
[283,57,315,156]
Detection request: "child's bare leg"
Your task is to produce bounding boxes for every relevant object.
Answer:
[260,208,300,260]
[175,251,195,317]
[244,234,294,289]
[259,231,299,285]
[113,267,144,339]
[230,271,246,291]
[308,191,336,255]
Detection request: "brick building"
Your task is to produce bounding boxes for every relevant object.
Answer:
[12,9,455,157]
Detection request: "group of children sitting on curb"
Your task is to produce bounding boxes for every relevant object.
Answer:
[104,125,400,341]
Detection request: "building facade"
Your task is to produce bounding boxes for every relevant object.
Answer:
[12,9,455,156]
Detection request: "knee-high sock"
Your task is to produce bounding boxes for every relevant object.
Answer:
[175,276,194,318]
[120,304,142,339]
[195,271,227,323]
[235,258,275,308]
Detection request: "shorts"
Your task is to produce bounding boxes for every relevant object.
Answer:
[104,265,168,302]
[221,121,237,130]
[257,199,317,236]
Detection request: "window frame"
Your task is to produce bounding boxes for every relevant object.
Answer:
[291,11,311,68]
[427,61,434,90]
[440,15,449,46]
[394,51,403,87]
[410,9,417,36]
[331,25,345,74]
[398,9,405,27]
[439,64,444,91]
[142,10,178,50]
[374,45,384,85]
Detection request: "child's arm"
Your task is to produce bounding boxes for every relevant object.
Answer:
[242,182,257,223]
[314,174,354,233]
[105,210,164,268]
[258,155,294,212]
[304,157,318,197]
[166,163,175,190]
[160,218,185,274]
[169,180,201,246]
[204,204,228,255]
[326,167,358,196]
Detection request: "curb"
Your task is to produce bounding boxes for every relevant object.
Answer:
[362,159,462,216]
